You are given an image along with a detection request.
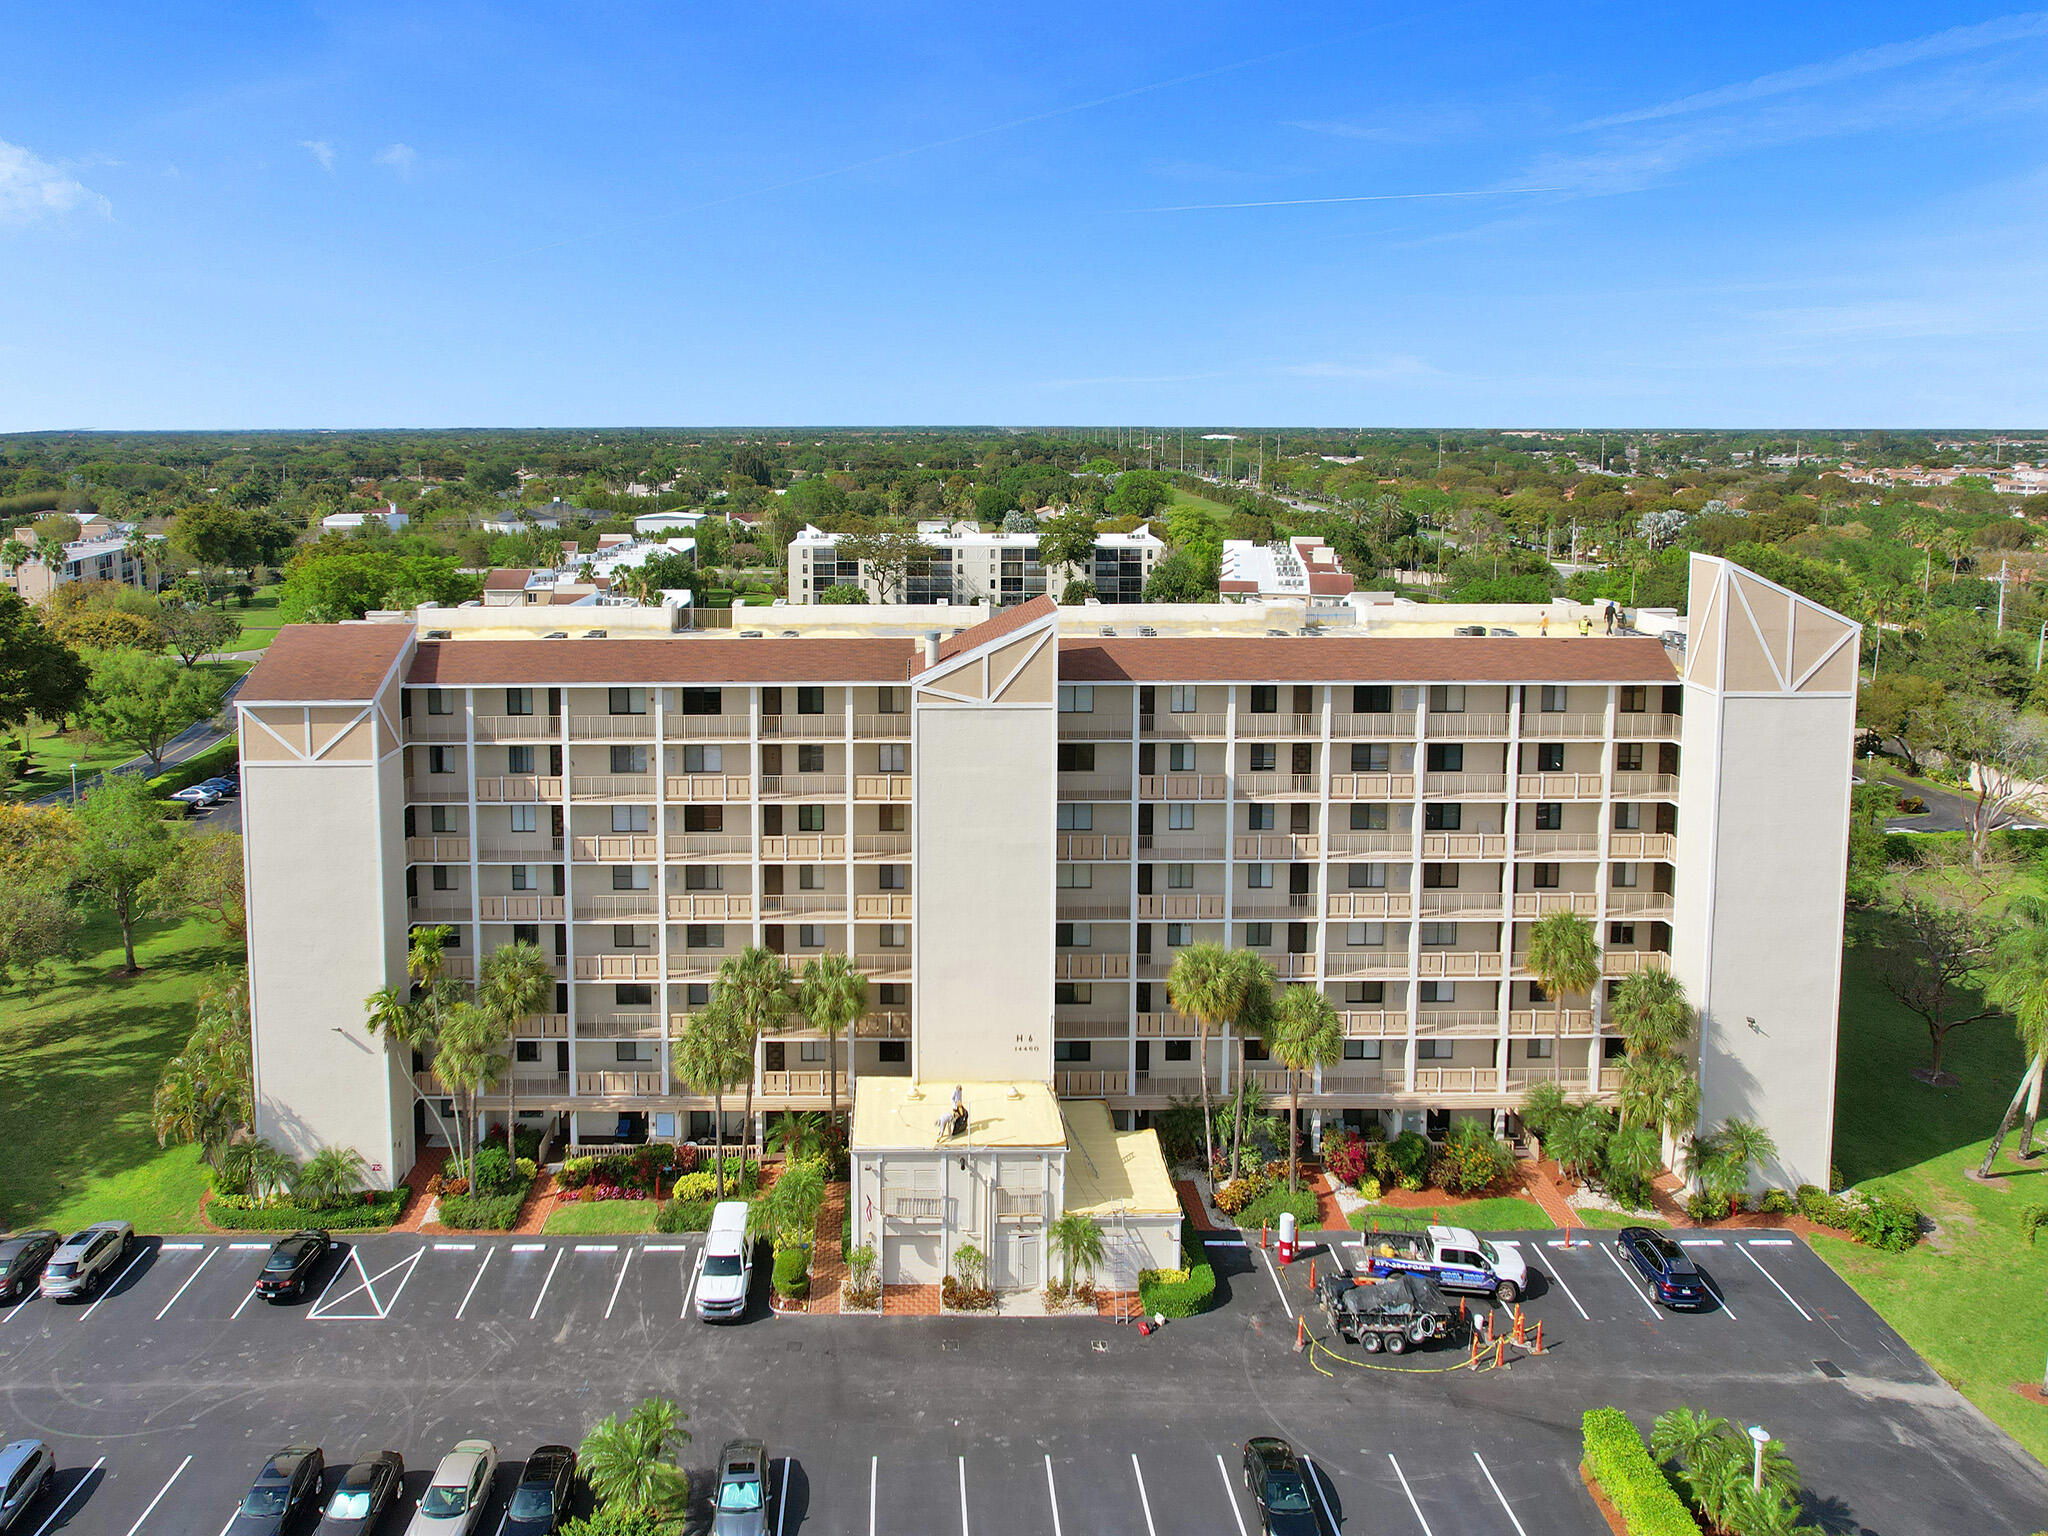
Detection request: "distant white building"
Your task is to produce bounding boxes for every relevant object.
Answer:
[633,510,708,538]
[1220,535,1357,620]
[789,520,1165,605]
[3,516,159,602]
[322,502,409,535]
[477,534,696,608]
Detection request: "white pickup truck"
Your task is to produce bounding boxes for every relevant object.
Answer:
[1354,1223,1530,1303]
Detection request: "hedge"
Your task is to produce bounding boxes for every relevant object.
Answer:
[1139,1233,1217,1318]
[208,1189,408,1232]
[773,1244,810,1299]
[1795,1183,1923,1252]
[1580,1408,1697,1536]
[436,1187,529,1231]
[1239,1187,1321,1231]
[656,1198,717,1233]
[148,736,240,797]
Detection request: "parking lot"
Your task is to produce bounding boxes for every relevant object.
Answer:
[1,1227,2044,1534]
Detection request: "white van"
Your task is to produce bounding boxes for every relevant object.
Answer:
[694,1201,753,1322]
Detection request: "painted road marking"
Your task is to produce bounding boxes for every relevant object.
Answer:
[1698,1271,1739,1322]
[160,1242,204,1251]
[1679,1239,1724,1247]
[1740,1245,1813,1321]
[228,1242,269,1251]
[511,1242,544,1253]
[1044,1455,1064,1536]
[1598,1242,1663,1318]
[574,1244,619,1253]
[530,1249,565,1319]
[1202,1238,1248,1247]
[231,1283,261,1319]
[310,1247,424,1321]
[29,1457,103,1536]
[958,1455,970,1536]
[641,1243,689,1252]
[1131,1455,1158,1536]
[1473,1452,1531,1536]
[81,1247,152,1320]
[1748,1238,1794,1246]
[1215,1454,1250,1536]
[1543,1257,1590,1321]
[605,1248,635,1319]
[1303,1459,1340,1536]
[1387,1454,1435,1536]
[867,1456,877,1536]
[434,1242,476,1252]
[456,1248,493,1319]
[123,1455,191,1536]
[681,1259,699,1318]
[776,1456,791,1536]
[1260,1249,1296,1320]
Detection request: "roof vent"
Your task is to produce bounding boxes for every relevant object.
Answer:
[425,629,452,640]
[781,630,800,638]
[922,629,941,668]
[582,629,608,638]
[740,630,764,639]
[544,631,568,639]
[1137,625,1157,637]
[1266,628,1290,637]
[1100,626,1116,637]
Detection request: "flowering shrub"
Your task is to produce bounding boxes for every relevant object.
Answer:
[1214,1168,1271,1215]
[1324,1130,1373,1188]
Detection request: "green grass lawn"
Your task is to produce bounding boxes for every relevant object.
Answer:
[225,585,284,651]
[541,1198,663,1235]
[1565,1206,1671,1230]
[0,913,238,1232]
[1348,1196,1552,1231]
[7,656,249,801]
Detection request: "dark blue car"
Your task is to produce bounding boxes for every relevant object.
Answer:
[1618,1226,1708,1308]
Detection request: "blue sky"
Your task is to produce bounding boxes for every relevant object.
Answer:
[4,2,2046,428]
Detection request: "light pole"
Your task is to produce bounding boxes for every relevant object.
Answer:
[69,762,78,803]
[1747,1425,1770,1491]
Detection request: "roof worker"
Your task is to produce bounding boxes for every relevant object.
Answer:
[1539,612,1549,637]
[1579,615,1592,637]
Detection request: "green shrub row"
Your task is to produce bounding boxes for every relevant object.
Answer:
[656,1198,718,1233]
[1794,1184,1923,1251]
[1581,1408,1698,1536]
[772,1244,811,1298]
[208,1189,408,1231]
[1238,1187,1321,1231]
[148,736,239,798]
[1139,1233,1217,1317]
[436,1189,528,1231]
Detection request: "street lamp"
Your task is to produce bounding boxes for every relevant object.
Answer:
[68,762,77,803]
[1747,1425,1770,1490]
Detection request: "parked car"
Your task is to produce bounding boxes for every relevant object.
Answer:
[197,776,239,799]
[0,1231,59,1303]
[1355,1223,1529,1303]
[0,1441,54,1533]
[168,784,222,807]
[39,1221,135,1301]
[407,1440,498,1536]
[313,1451,404,1536]
[694,1201,753,1321]
[1239,1438,1318,1536]
[1618,1225,1709,1309]
[229,1446,326,1536]
[503,1445,577,1536]
[711,1439,769,1536]
[255,1230,332,1301]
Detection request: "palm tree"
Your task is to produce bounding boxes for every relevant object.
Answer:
[766,1111,826,1162]
[1047,1212,1106,1291]
[1703,1115,1778,1202]
[478,940,557,1155]
[713,947,792,1161]
[675,1001,751,1196]
[578,1397,689,1516]
[297,1146,370,1207]
[795,950,866,1129]
[363,924,467,1157]
[1649,1405,1732,1469]
[1982,905,2048,1175]
[1270,985,1343,1190]
[220,1135,299,1202]
[1166,944,1273,1175]
[1607,969,1694,1058]
[435,1000,509,1176]
[1526,911,1601,1044]
[1619,1048,1700,1171]
[150,1053,242,1169]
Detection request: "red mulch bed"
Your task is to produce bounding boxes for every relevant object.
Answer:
[1175,1179,1218,1230]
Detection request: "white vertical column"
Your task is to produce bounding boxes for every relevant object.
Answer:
[1127,684,1142,1109]
[1405,690,1427,1097]
[560,695,578,1113]
[655,687,672,1104]
[1497,686,1521,1098]
[1220,685,1239,1100]
[1594,684,1619,1093]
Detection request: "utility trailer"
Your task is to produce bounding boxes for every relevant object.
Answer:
[1313,1271,1462,1354]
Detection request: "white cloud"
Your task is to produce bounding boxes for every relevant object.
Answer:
[300,139,337,171]
[374,142,417,178]
[0,137,110,227]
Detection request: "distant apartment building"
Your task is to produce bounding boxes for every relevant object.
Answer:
[321,502,410,535]
[235,555,1856,1283]
[3,516,157,603]
[1220,535,1357,619]
[788,521,1165,606]
[479,535,697,608]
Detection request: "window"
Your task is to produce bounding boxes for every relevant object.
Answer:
[798,865,824,889]
[1167,742,1195,772]
[611,865,648,891]
[427,746,455,774]
[1609,923,1637,945]
[1244,922,1272,947]
[1429,685,1465,713]
[684,865,722,890]
[1057,744,1096,773]
[878,864,907,890]
[1056,923,1091,947]
[431,866,457,891]
[615,1041,656,1063]
[505,688,533,716]
[1611,862,1639,889]
[509,804,538,833]
[515,1040,540,1063]
[797,804,825,832]
[615,924,648,948]
[1619,686,1648,713]
[1424,803,1462,831]
[680,687,722,716]
[608,687,647,716]
[1524,1037,1554,1059]
[878,923,908,948]
[796,744,825,773]
[683,805,724,832]
[1167,863,1194,889]
[1054,982,1093,1005]
[1420,922,1457,947]
[1422,863,1459,889]
[1343,1040,1384,1060]
[877,1040,907,1063]
[682,744,723,773]
[878,983,906,1005]
[1535,743,1565,772]
[1246,863,1273,889]
[1058,685,1095,713]
[796,687,825,715]
[878,804,906,831]
[1353,684,1393,714]
[1539,685,1567,713]
[429,805,456,834]
[1053,1041,1093,1063]
[1425,743,1463,772]
[685,924,723,948]
[878,744,907,773]
[1249,686,1278,714]
[1349,804,1389,831]
[1534,802,1563,830]
[511,864,535,891]
[799,1040,827,1064]
[1248,743,1277,773]
[1351,743,1391,772]
[1348,863,1386,889]
[1532,862,1560,888]
[1241,1039,1270,1062]
[1347,923,1385,946]
[1613,803,1642,830]
[609,744,646,774]
[1056,864,1092,888]
[1168,686,1197,714]
[798,924,825,948]
[1615,742,1645,772]
[617,983,652,1005]
[1167,923,1194,946]
[1166,803,1195,831]
[685,984,711,1006]
[1164,1040,1192,1061]
[426,688,454,716]
[507,744,535,775]
[1247,803,1275,830]
[1057,803,1094,830]
[1344,981,1385,1004]
[1417,1039,1454,1059]
[612,804,650,833]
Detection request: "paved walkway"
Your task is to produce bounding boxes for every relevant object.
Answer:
[807,1181,848,1314]
[389,1147,448,1232]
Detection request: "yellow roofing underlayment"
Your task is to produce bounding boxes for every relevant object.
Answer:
[851,1078,1066,1150]
[1060,1099,1180,1218]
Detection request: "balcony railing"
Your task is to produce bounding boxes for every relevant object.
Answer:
[1340,1010,1404,1037]
[477,839,562,862]
[574,892,659,921]
[1512,892,1599,918]
[1507,1009,1597,1035]
[1516,772,1605,799]
[665,773,752,801]
[1613,713,1680,739]
[474,714,556,742]
[515,1013,569,1037]
[666,951,743,980]
[1129,1072,1208,1098]
[856,951,912,980]
[761,835,846,860]
[1056,833,1131,860]
[1055,1069,1129,1097]
[572,834,657,861]
[759,714,842,739]
[1057,719,1132,741]
[478,895,566,921]
[853,713,911,739]
[666,714,752,739]
[1601,950,1671,976]
[668,893,753,920]
[1417,1009,1503,1035]
[853,893,914,920]
[1314,1070,1394,1095]
[1134,1009,1201,1035]
[853,833,913,859]
[578,1070,664,1098]
[1235,895,1315,919]
[1325,952,1406,977]
[581,1012,661,1038]
[759,774,846,799]
[853,775,914,801]
[1142,711,1228,738]
[1134,894,1224,920]
[853,1010,912,1038]
[407,714,467,742]
[570,774,656,800]
[1609,832,1677,859]
[1330,892,1414,925]
[1417,951,1502,977]
[1134,835,1223,859]
[475,775,562,802]
[574,953,661,980]
[1610,772,1680,798]
[1332,712,1416,738]
[1514,831,1602,856]
[1422,773,1509,797]
[1606,891,1675,918]
[405,836,469,862]
[406,779,467,804]
[1417,891,1504,917]
[1059,776,1132,801]
[667,833,752,860]
[1237,712,1319,739]
[1235,833,1321,859]
[759,892,846,918]
[1326,831,1412,857]
[1235,772,1320,799]
[1327,772,1416,799]
[1054,952,1130,980]
[1136,773,1227,800]
[1409,1067,1499,1096]
[760,1071,832,1101]
[994,1190,1044,1218]
[1523,712,1607,739]
[408,898,471,923]
[569,715,655,740]
[1420,832,1508,858]
[1426,712,1510,739]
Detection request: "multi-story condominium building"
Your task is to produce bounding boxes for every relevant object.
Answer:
[788,520,1165,605]
[237,554,1855,1282]
[1219,535,1358,618]
[3,516,157,603]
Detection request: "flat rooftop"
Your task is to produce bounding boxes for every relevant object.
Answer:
[852,1079,1065,1151]
[1061,1101,1179,1218]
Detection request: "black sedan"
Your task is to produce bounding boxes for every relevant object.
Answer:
[1618,1225,1708,1308]
[313,1451,403,1536]
[1240,1438,1318,1536]
[230,1446,326,1536]
[503,1445,578,1535]
[0,1231,58,1303]
[255,1231,332,1301]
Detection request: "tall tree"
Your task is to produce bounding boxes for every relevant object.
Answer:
[1526,911,1602,1045]
[1981,896,2048,1175]
[578,1398,689,1518]
[1878,843,2010,1079]
[1269,984,1343,1190]
[363,924,466,1156]
[1934,698,2048,870]
[0,591,88,742]
[69,775,182,973]
[1166,943,1274,1174]
[478,940,558,1155]
[155,602,241,667]
[434,999,508,1175]
[0,803,82,980]
[85,649,227,773]
[151,967,253,1170]
[836,529,929,603]
[713,947,791,1161]
[674,999,751,1196]
[795,950,866,1128]
[152,829,246,942]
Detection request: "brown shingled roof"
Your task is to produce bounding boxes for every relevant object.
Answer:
[1057,635,1678,684]
[407,636,917,686]
[239,623,416,702]
[482,569,531,591]
[922,594,1056,670]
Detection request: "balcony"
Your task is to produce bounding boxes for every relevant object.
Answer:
[759,714,841,739]
[853,833,913,859]
[1611,772,1680,799]
[570,774,656,800]
[1426,712,1510,739]
[1314,1070,1395,1096]
[1326,831,1412,857]
[1057,718,1133,741]
[574,892,659,921]
[1609,832,1677,859]
[1237,712,1319,739]
[1516,772,1605,800]
[408,714,466,742]
[854,893,914,920]
[760,774,846,800]
[570,715,655,740]
[1340,1010,1405,1037]
[1512,892,1599,918]
[478,895,566,921]
[1259,953,1318,979]
[666,951,743,980]
[1613,713,1681,739]
[1328,772,1416,799]
[1055,1069,1129,1098]
[1235,894,1315,920]
[406,836,469,862]
[1136,773,1227,800]
[994,1189,1045,1219]
[853,1010,912,1039]
[1133,1009,1200,1036]
[760,834,846,860]
[1507,1009,1596,1035]
[668,893,753,920]
[760,1071,833,1103]
[1420,832,1507,859]
[1417,891,1504,918]
[853,713,911,739]
[408,897,471,923]
[1505,1065,1613,1093]
[581,1012,662,1039]
[668,833,752,860]
[760,893,847,920]
[577,1070,664,1099]
[1128,1072,1208,1099]
[1332,712,1416,738]
[665,773,752,801]
[478,838,561,863]
[1055,1012,1128,1039]
[1133,834,1223,859]
[1325,952,1406,977]
[1328,891,1411,919]
[574,953,661,981]
[406,778,467,804]
[475,775,562,802]
[418,1070,569,1101]
[1421,773,1508,798]
[857,951,912,980]
[1416,1009,1503,1035]
[1607,891,1675,919]
[665,713,752,740]
[1134,894,1224,920]
[572,834,657,861]
[1236,833,1320,860]
[853,775,914,802]
[1059,776,1132,801]
[1055,952,1130,980]
[1417,951,1502,977]
[515,1013,569,1037]
[1523,712,1607,739]
[1514,831,1602,857]
[1235,772,1320,799]
[1602,950,1671,977]
[474,714,557,743]
[1142,711,1227,739]
[1409,1067,1501,1096]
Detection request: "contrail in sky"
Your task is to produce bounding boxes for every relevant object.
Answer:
[1135,187,1564,212]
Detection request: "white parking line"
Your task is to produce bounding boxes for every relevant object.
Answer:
[776,1457,791,1536]
[1130,1454,1158,1536]
[958,1455,970,1536]
[511,1242,544,1253]
[81,1247,152,1319]
[604,1248,635,1319]
[228,1242,269,1251]
[1543,1258,1590,1321]
[231,1283,261,1319]
[1679,1238,1724,1247]
[160,1242,204,1251]
[681,1259,699,1318]
[1260,1249,1296,1320]
[217,1513,236,1536]
[574,1244,619,1253]
[1598,1242,1663,1318]
[457,1248,494,1319]
[1203,1238,1249,1247]
[1044,1454,1063,1536]
[1698,1272,1739,1322]
[529,1249,565,1319]
[1387,1453,1435,1536]
[29,1457,103,1536]
[1747,1238,1794,1246]
[123,1455,192,1536]
[868,1456,877,1536]
[308,1247,422,1321]
[1215,1454,1250,1536]
[154,1241,216,1318]
[433,1242,476,1252]
[1473,1451,1530,1536]
[1303,1459,1339,1535]
[641,1242,689,1252]
[1740,1246,1813,1321]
